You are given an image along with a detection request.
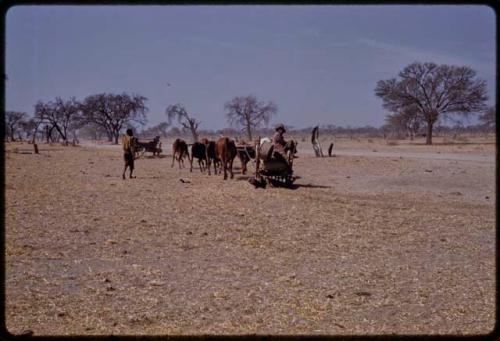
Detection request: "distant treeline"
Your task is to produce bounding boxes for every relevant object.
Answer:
[4,60,496,145]
[136,122,495,141]
[5,108,495,144]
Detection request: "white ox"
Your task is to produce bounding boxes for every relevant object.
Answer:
[259,137,272,146]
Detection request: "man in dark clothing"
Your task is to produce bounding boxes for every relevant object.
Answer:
[272,124,287,156]
[272,123,289,165]
[122,128,136,179]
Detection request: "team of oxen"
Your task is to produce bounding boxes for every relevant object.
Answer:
[170,137,256,180]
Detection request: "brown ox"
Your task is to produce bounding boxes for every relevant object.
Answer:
[171,138,189,169]
[201,138,220,175]
[215,137,237,180]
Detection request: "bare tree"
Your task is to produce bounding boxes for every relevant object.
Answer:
[5,111,27,142]
[34,97,83,144]
[224,95,277,141]
[165,104,200,142]
[19,118,40,142]
[68,113,87,144]
[56,97,82,143]
[43,123,58,143]
[375,62,489,145]
[81,93,148,144]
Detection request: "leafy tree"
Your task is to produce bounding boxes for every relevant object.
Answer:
[81,93,148,144]
[224,95,277,141]
[375,62,488,144]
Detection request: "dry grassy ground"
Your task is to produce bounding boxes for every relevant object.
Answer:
[5,136,495,336]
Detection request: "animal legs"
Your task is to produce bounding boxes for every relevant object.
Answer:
[223,159,228,180]
[229,159,234,179]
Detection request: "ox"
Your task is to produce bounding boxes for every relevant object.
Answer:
[190,141,208,173]
[201,138,219,175]
[215,137,237,180]
[171,138,189,169]
[236,141,256,175]
[260,137,272,146]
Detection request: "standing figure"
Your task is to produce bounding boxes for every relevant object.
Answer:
[122,128,136,179]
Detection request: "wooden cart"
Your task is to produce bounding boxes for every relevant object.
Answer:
[132,136,162,158]
[252,137,297,187]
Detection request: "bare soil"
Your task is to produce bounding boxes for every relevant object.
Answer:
[5,136,495,336]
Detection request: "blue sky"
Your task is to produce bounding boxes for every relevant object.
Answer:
[5,5,496,130]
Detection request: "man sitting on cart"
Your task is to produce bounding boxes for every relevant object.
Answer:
[272,123,289,162]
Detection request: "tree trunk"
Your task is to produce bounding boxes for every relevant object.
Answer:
[46,126,54,143]
[426,121,433,145]
[311,127,324,157]
[9,125,15,142]
[106,128,113,142]
[245,123,252,142]
[53,124,67,144]
[114,132,119,144]
[190,125,199,143]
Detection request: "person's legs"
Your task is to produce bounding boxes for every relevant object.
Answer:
[123,154,128,179]
[129,155,136,178]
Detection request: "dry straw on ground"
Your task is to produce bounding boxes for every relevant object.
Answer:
[5,136,495,335]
